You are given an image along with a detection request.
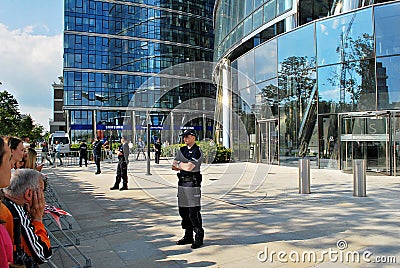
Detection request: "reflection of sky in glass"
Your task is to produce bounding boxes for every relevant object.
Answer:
[378,56,400,104]
[237,50,255,89]
[239,86,256,109]
[255,39,277,82]
[375,2,400,56]
[278,24,315,68]
[318,64,361,105]
[316,8,373,66]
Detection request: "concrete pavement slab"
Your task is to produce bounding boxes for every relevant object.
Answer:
[42,158,400,267]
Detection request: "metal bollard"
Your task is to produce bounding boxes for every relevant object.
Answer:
[299,159,311,194]
[353,159,366,197]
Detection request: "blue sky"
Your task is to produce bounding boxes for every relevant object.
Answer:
[0,0,64,130]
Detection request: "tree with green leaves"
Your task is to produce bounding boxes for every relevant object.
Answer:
[0,90,22,136]
[0,90,45,141]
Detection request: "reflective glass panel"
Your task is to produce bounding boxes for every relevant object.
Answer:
[278,68,317,160]
[256,78,279,119]
[255,38,277,82]
[277,0,293,15]
[375,2,400,56]
[253,7,263,30]
[244,15,253,35]
[237,50,255,89]
[316,8,373,66]
[318,60,376,113]
[377,56,400,110]
[278,23,316,70]
[264,0,276,23]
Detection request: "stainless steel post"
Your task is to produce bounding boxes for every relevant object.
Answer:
[353,159,366,197]
[299,159,310,194]
[146,123,152,175]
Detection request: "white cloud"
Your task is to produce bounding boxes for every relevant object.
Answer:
[0,23,63,131]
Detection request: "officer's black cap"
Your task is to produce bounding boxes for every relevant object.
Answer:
[180,130,197,137]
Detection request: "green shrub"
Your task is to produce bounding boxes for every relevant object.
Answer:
[161,142,231,163]
[70,143,93,151]
[213,145,232,163]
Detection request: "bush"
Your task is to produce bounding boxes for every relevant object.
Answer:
[161,144,181,157]
[212,145,232,163]
[161,142,231,163]
[70,143,93,151]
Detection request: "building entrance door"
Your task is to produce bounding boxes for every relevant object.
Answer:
[318,114,339,169]
[391,112,400,176]
[259,119,279,164]
[339,112,390,174]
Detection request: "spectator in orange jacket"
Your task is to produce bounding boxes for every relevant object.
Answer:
[0,168,52,265]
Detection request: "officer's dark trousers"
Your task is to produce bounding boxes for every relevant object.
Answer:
[179,206,203,235]
[155,152,161,164]
[94,155,101,173]
[113,157,128,188]
[79,154,87,166]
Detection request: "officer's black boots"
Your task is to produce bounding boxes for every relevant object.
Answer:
[119,184,128,191]
[191,227,204,249]
[176,229,194,245]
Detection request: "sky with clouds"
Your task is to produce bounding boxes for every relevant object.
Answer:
[0,0,64,131]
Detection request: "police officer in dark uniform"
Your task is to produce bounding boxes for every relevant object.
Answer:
[79,140,88,167]
[172,130,204,249]
[110,137,130,191]
[93,136,107,175]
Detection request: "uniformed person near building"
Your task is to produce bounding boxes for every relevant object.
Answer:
[92,137,107,175]
[79,140,88,167]
[172,130,204,249]
[110,137,130,191]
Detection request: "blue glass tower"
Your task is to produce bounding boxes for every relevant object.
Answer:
[63,0,215,142]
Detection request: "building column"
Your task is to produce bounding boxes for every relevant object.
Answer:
[65,110,70,136]
[132,110,136,143]
[221,59,231,149]
[93,109,97,138]
[171,111,175,144]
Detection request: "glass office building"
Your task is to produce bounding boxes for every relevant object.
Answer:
[64,0,215,143]
[214,0,400,175]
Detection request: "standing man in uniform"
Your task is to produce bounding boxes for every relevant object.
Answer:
[172,130,204,249]
[110,137,130,191]
[154,138,162,164]
[79,140,88,167]
[93,136,107,175]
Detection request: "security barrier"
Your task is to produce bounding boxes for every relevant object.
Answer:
[299,159,311,194]
[353,159,367,197]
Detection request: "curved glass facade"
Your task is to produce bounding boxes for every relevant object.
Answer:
[214,1,400,175]
[64,0,215,142]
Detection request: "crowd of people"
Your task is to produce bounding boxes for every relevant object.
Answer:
[0,132,207,267]
[0,136,52,267]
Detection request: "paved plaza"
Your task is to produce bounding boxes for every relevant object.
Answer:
[43,157,400,267]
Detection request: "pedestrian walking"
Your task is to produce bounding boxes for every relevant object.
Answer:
[41,141,53,166]
[136,137,146,160]
[79,140,88,167]
[53,140,63,166]
[172,130,204,249]
[110,137,130,191]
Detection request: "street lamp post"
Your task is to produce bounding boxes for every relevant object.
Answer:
[146,113,152,175]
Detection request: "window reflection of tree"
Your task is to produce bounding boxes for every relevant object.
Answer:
[328,32,375,111]
[277,56,317,157]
